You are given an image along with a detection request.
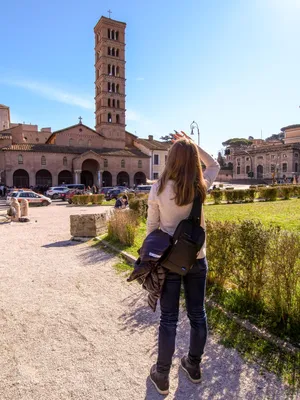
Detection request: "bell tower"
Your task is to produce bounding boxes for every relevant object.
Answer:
[94,15,126,147]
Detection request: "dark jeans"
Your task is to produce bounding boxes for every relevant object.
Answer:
[156,258,208,375]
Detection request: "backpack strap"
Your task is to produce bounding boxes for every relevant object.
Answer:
[189,196,202,221]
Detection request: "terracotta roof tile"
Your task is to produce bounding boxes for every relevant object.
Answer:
[136,138,171,151]
[281,124,300,131]
[0,143,150,158]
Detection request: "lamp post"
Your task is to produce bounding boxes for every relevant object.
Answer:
[190,121,200,146]
[243,150,254,179]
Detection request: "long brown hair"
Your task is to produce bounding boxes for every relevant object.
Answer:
[157,138,206,206]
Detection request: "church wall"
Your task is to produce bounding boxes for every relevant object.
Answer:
[54,126,104,148]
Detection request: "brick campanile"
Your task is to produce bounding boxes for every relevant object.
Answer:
[94,16,126,145]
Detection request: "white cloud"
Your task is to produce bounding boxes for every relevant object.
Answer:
[0,78,94,110]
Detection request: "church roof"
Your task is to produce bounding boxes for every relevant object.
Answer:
[1,143,150,158]
[0,104,9,109]
[136,138,171,151]
[46,123,104,144]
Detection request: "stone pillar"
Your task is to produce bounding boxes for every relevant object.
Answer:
[97,170,102,188]
[20,199,29,217]
[74,170,81,184]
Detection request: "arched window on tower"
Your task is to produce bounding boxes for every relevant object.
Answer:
[108,82,111,92]
[113,99,116,108]
[116,66,119,76]
[18,154,23,164]
[117,100,120,108]
[116,114,120,124]
[112,48,115,56]
[111,30,115,40]
[63,157,67,166]
[116,84,119,93]
[112,83,115,92]
[108,64,111,75]
[116,49,119,57]
[107,29,110,39]
[104,159,108,168]
[116,31,119,41]
[108,47,111,56]
[121,159,125,168]
[108,113,112,123]
[112,65,115,76]
[41,156,46,165]
[108,99,111,107]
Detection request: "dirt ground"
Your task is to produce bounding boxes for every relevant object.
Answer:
[0,203,294,399]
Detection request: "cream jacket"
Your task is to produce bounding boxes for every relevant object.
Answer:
[146,146,220,259]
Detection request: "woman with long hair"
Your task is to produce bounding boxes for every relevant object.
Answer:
[148,131,220,395]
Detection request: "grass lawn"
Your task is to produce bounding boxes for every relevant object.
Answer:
[204,198,300,231]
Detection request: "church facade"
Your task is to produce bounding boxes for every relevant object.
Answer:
[0,16,170,188]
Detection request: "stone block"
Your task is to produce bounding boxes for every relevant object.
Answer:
[70,213,108,238]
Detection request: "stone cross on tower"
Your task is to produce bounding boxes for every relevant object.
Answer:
[78,116,82,124]
[108,9,112,18]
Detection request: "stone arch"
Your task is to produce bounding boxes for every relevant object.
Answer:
[102,171,112,187]
[117,171,130,187]
[81,158,100,188]
[58,170,73,185]
[36,169,52,186]
[13,169,29,188]
[134,172,146,185]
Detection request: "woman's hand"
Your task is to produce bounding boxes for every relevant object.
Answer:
[171,131,193,143]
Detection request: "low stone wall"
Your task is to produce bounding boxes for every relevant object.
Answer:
[70,213,109,238]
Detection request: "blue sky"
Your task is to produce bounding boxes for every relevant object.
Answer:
[1,0,300,156]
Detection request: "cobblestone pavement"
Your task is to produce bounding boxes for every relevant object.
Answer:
[0,204,295,399]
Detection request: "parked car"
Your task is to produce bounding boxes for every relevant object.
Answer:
[105,188,127,201]
[6,191,52,206]
[61,184,85,191]
[135,185,152,194]
[46,186,70,199]
[100,187,114,194]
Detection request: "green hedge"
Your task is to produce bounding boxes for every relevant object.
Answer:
[129,197,148,218]
[206,220,300,334]
[71,194,104,205]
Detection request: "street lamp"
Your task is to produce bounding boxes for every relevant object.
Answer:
[243,150,254,179]
[190,121,200,146]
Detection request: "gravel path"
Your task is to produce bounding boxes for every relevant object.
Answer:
[0,203,295,399]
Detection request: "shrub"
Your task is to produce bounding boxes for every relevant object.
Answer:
[206,220,238,286]
[232,189,246,203]
[107,209,138,246]
[205,220,300,332]
[277,185,293,200]
[136,193,149,199]
[249,185,257,189]
[210,190,223,204]
[71,195,90,205]
[219,183,224,188]
[244,188,256,202]
[267,231,300,328]
[258,187,277,201]
[224,190,234,203]
[90,194,104,204]
[127,192,135,201]
[129,197,148,218]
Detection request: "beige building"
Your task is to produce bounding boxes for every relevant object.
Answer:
[225,124,300,181]
[0,16,171,188]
